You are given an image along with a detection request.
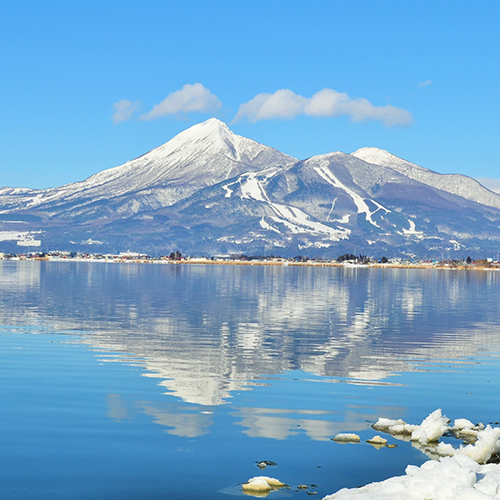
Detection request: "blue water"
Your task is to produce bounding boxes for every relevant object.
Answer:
[1,261,500,499]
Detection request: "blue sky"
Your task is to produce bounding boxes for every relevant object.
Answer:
[1,1,499,188]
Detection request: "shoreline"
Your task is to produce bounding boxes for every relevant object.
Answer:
[2,255,499,271]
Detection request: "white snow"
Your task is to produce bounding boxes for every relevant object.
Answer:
[269,203,348,239]
[323,455,500,500]
[0,231,42,245]
[353,147,500,210]
[233,167,350,241]
[313,159,390,229]
[438,426,500,464]
[81,239,104,245]
[242,476,286,493]
[366,436,387,445]
[222,184,233,198]
[3,118,296,216]
[239,172,268,202]
[410,409,450,445]
[259,217,282,234]
[402,219,424,236]
[0,231,31,241]
[449,239,464,251]
[16,239,41,247]
[372,417,417,436]
[332,433,361,443]
[327,410,500,499]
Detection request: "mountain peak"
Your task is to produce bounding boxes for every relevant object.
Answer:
[183,117,231,137]
[351,147,426,170]
[167,118,233,148]
[352,147,500,210]
[151,118,295,168]
[3,118,500,257]
[18,118,296,215]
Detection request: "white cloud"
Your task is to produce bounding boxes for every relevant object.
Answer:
[141,83,222,120]
[234,88,413,127]
[112,99,140,123]
[234,89,307,122]
[419,80,432,87]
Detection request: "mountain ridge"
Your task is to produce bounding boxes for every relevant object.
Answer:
[353,147,500,209]
[1,118,500,258]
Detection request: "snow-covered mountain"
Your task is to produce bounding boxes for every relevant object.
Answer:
[1,118,500,258]
[352,147,500,209]
[0,118,295,218]
[145,149,500,257]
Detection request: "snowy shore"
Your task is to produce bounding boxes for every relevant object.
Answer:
[323,455,500,499]
[322,410,500,500]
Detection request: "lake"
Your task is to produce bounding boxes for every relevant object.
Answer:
[1,261,500,499]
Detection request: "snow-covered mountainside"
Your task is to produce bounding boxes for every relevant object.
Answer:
[0,119,295,218]
[353,147,500,209]
[1,119,500,258]
[149,149,500,257]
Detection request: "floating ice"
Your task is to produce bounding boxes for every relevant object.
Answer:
[410,409,450,445]
[323,455,500,499]
[366,436,387,446]
[438,425,500,464]
[324,411,500,499]
[453,418,477,431]
[372,417,416,437]
[372,409,500,463]
[331,433,361,443]
[450,418,485,442]
[242,476,287,496]
[373,409,449,444]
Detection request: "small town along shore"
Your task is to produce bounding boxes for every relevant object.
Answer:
[1,250,499,271]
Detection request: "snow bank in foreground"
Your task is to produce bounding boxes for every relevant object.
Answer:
[324,410,500,499]
[323,455,500,499]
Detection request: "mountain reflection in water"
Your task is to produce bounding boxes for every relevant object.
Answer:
[1,260,499,410]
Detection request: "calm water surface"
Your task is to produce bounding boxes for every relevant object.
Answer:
[1,261,500,499]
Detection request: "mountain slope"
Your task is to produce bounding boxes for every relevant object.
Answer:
[93,151,500,257]
[1,119,500,258]
[0,119,295,219]
[352,147,500,209]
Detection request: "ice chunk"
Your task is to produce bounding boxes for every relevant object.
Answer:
[437,441,457,457]
[453,418,476,431]
[331,433,361,443]
[455,426,500,464]
[435,426,500,464]
[366,436,387,445]
[242,476,286,494]
[372,417,417,437]
[410,409,450,445]
[372,417,405,432]
[451,419,485,443]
